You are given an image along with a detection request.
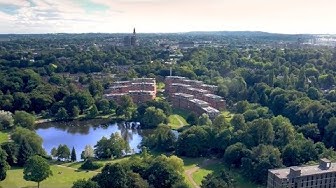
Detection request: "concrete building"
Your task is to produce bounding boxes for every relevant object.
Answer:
[267,159,336,188]
[104,78,156,104]
[165,76,224,119]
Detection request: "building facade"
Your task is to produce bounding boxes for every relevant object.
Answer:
[104,78,156,104]
[165,76,225,119]
[267,159,336,188]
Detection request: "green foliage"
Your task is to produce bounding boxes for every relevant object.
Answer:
[142,124,176,152]
[92,163,129,188]
[0,110,14,130]
[17,138,33,167]
[141,107,167,128]
[56,107,69,121]
[13,111,36,129]
[54,144,71,161]
[198,113,212,126]
[186,113,198,126]
[72,179,100,188]
[176,126,210,157]
[23,155,52,188]
[80,159,102,170]
[0,147,9,181]
[1,142,18,166]
[71,147,77,162]
[94,133,129,159]
[201,170,235,188]
[87,104,98,118]
[81,145,94,160]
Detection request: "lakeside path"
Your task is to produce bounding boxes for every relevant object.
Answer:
[184,159,219,188]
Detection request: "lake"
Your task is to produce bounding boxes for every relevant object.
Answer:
[36,119,151,161]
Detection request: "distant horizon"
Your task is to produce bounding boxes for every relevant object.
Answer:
[1,0,336,34]
[0,30,335,35]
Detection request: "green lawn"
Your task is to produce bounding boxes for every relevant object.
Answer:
[168,114,188,129]
[0,165,97,188]
[0,131,9,144]
[191,161,263,188]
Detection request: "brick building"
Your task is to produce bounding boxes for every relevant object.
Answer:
[267,159,336,188]
[104,78,156,104]
[165,76,224,119]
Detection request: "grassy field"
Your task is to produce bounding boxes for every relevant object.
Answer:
[180,157,263,188]
[0,165,97,188]
[168,114,188,129]
[0,131,9,144]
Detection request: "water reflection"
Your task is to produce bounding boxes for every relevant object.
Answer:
[36,120,152,161]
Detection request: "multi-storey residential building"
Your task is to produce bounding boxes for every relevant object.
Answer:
[165,76,224,119]
[267,159,336,188]
[104,78,156,104]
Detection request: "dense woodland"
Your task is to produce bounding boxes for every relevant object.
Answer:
[0,33,336,187]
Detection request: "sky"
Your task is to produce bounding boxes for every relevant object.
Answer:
[0,0,335,34]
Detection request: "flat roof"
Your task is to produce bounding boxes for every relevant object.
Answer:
[166,76,185,79]
[104,93,127,97]
[128,90,155,94]
[187,87,209,93]
[114,81,130,84]
[131,82,155,85]
[171,83,191,87]
[189,99,209,106]
[173,93,194,98]
[202,84,218,88]
[202,106,220,113]
[269,163,336,179]
[204,93,223,99]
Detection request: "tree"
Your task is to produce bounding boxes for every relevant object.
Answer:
[87,104,98,118]
[141,124,176,152]
[51,147,57,158]
[13,111,36,129]
[23,155,52,188]
[81,145,94,160]
[244,118,274,147]
[94,133,129,159]
[1,142,18,166]
[92,163,129,188]
[145,156,185,188]
[17,138,33,166]
[0,148,9,181]
[141,107,167,128]
[230,114,247,131]
[0,110,14,130]
[186,113,198,126]
[88,80,103,97]
[97,99,110,114]
[176,126,210,157]
[224,142,247,167]
[71,147,77,162]
[56,107,69,121]
[11,127,45,156]
[201,170,235,188]
[198,113,212,126]
[56,144,71,161]
[72,179,100,188]
[213,114,230,131]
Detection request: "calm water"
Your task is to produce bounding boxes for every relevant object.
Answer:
[36,119,150,161]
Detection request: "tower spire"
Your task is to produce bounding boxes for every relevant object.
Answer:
[133,28,136,35]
